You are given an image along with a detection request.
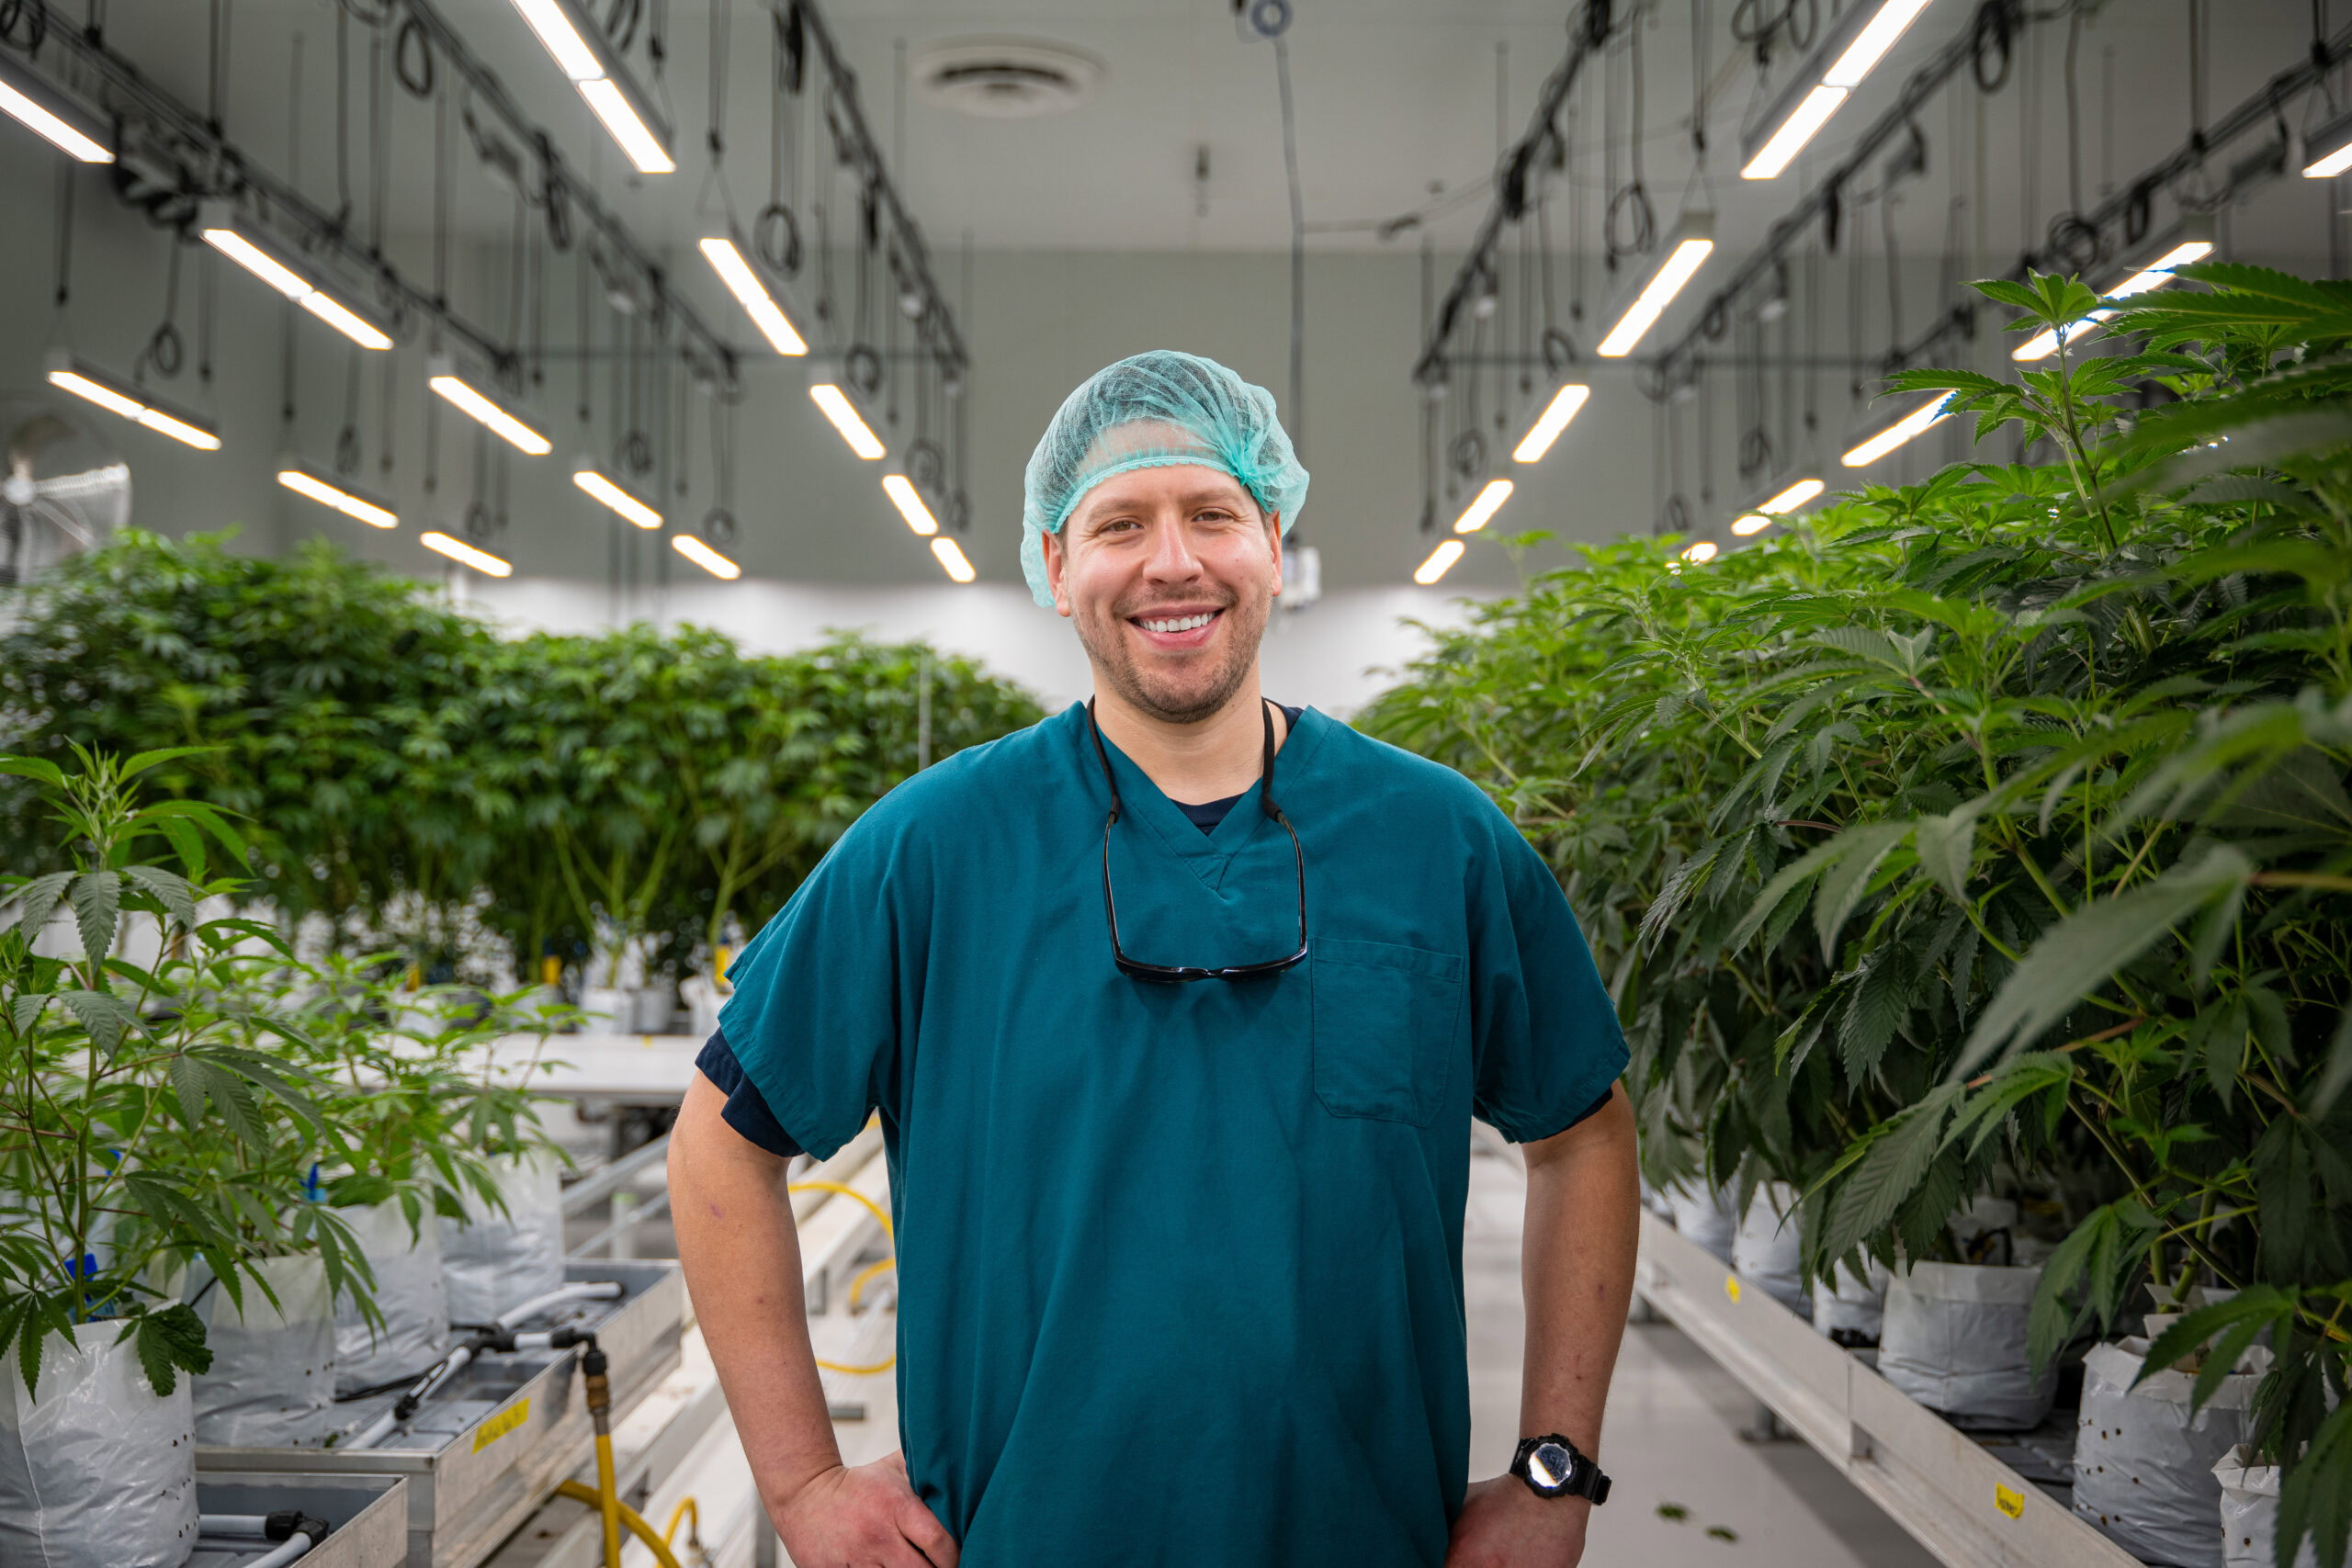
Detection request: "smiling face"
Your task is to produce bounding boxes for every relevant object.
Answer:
[1043,458,1283,725]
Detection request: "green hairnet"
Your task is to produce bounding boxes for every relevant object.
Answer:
[1021,350,1309,607]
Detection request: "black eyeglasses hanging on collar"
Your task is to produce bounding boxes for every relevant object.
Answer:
[1085,697,1309,984]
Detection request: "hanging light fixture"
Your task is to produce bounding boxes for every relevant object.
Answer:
[2011,217,2217,361]
[198,203,393,351]
[1680,539,1720,562]
[1452,478,1515,533]
[45,351,220,450]
[699,235,810,355]
[501,0,675,173]
[428,357,553,456]
[672,533,741,579]
[1414,538,1465,584]
[1511,383,1592,464]
[930,536,976,582]
[1730,513,1773,536]
[419,530,513,576]
[1841,392,1952,467]
[278,458,396,528]
[1740,0,1939,179]
[0,50,113,162]
[1759,477,1825,513]
[809,374,888,460]
[2301,109,2352,178]
[572,463,662,529]
[882,471,941,536]
[1595,214,1714,358]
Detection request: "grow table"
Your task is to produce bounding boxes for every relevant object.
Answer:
[1634,1210,2138,1568]
[197,1259,687,1568]
[192,1473,409,1568]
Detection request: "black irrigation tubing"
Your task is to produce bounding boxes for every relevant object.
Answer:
[11,22,514,373]
[1649,10,2352,389]
[1413,0,1612,389]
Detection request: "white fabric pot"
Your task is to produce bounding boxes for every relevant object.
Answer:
[681,975,728,1043]
[1666,1180,1738,1263]
[1730,1182,1810,1316]
[334,1199,450,1393]
[627,985,677,1034]
[2073,1338,2263,1568]
[189,1254,335,1448]
[577,986,625,1031]
[0,1327,198,1567]
[2214,1444,2318,1568]
[440,1149,568,1325]
[1813,1256,1891,1344]
[1879,1261,2054,1428]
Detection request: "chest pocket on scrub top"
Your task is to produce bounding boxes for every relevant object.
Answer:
[1310,939,1464,1126]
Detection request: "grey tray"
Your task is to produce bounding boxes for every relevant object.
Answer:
[192,1473,409,1568]
[198,1260,685,1568]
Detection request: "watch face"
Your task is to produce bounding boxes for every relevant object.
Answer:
[1527,1441,1577,1494]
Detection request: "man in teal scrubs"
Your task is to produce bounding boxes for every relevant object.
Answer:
[671,351,1640,1568]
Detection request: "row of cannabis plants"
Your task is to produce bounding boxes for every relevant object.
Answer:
[1363,263,2352,1567]
[1,748,585,1562]
[0,535,1043,1001]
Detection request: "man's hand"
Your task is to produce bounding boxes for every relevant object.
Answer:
[773,1451,960,1568]
[1444,1475,1590,1568]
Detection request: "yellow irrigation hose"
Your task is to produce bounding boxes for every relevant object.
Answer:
[554,1481,684,1568]
[787,1180,894,1237]
[594,1429,622,1568]
[662,1497,699,1548]
[847,1258,897,1312]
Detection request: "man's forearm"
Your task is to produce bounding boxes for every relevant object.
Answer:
[670,1075,844,1509]
[1518,1086,1642,1457]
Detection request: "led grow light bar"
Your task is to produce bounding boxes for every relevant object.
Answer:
[1759,477,1824,513]
[2011,226,2216,361]
[2303,109,2352,178]
[1730,513,1773,536]
[1414,538,1465,584]
[502,0,674,174]
[810,382,888,460]
[1452,478,1514,534]
[428,358,552,457]
[1740,0,1938,179]
[882,472,941,536]
[931,536,976,582]
[698,236,809,355]
[573,465,662,529]
[45,351,220,450]
[1512,383,1592,463]
[0,50,112,162]
[278,458,396,528]
[198,204,394,351]
[420,530,512,576]
[1596,217,1713,357]
[1841,392,1951,467]
[672,533,741,579]
[1680,539,1720,562]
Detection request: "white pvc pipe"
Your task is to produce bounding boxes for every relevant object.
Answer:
[241,1531,317,1568]
[198,1515,273,1537]
[344,1410,400,1450]
[494,1280,623,1329]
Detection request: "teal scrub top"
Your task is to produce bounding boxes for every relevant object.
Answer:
[719,702,1626,1567]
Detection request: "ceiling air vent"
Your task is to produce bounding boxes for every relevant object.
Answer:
[911,39,1105,119]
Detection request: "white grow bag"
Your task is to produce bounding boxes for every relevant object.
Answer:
[334,1198,450,1393]
[2214,1443,2319,1568]
[189,1253,335,1447]
[441,1148,568,1326]
[1879,1261,2054,1428]
[1666,1180,1738,1264]
[2073,1337,2263,1568]
[1813,1256,1891,1344]
[0,1327,198,1568]
[1730,1182,1810,1316]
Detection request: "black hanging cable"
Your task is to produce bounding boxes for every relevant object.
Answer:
[1275,33,1306,455]
[707,0,728,165]
[139,235,186,381]
[434,78,453,310]
[369,18,389,252]
[51,159,74,318]
[334,0,354,230]
[208,0,230,133]
[340,345,362,473]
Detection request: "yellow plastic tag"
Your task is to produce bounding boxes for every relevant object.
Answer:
[1994,1483,2024,1519]
[473,1397,531,1453]
[1724,1275,1742,1303]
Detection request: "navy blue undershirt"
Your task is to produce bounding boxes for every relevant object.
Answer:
[695,703,1611,1154]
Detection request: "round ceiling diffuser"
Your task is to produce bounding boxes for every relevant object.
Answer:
[910,39,1105,119]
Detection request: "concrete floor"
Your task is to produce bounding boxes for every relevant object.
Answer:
[1464,1141,1937,1568]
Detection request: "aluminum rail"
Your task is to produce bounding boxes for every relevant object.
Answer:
[1409,1,1611,389]
[560,1134,673,1217]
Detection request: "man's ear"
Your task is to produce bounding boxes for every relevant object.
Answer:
[1043,526,1074,618]
[1268,512,1284,598]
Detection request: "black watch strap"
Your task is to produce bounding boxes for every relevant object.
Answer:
[1510,1434,1611,1504]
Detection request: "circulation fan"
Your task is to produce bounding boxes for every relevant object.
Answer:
[0,394,130,587]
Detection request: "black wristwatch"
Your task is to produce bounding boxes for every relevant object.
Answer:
[1510,1433,1611,1504]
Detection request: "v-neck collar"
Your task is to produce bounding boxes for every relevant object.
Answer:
[1075,702,1332,894]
